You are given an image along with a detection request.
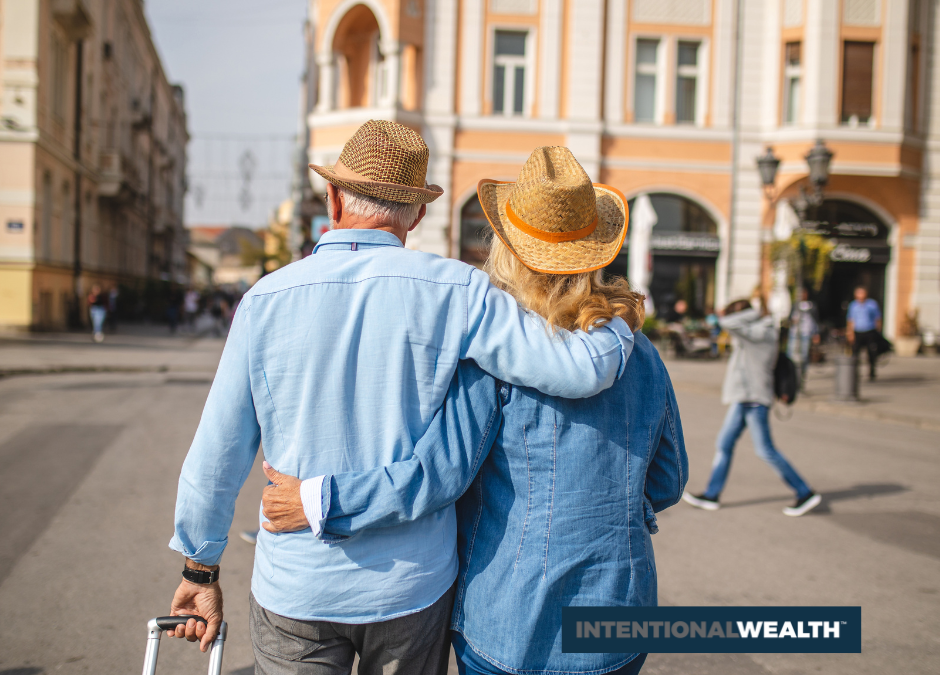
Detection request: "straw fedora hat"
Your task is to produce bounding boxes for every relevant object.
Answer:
[309,120,443,205]
[478,146,628,274]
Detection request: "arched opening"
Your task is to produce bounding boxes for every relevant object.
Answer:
[458,194,490,267]
[607,192,720,318]
[808,199,890,329]
[332,5,382,109]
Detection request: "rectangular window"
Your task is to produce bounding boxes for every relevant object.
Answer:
[634,39,659,123]
[493,30,527,116]
[841,41,875,125]
[52,33,68,121]
[783,42,802,124]
[675,41,700,124]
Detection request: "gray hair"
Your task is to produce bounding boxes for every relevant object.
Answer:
[328,186,421,230]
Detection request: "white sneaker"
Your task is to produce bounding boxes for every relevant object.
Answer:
[93,332,104,343]
[682,492,720,511]
[783,492,822,517]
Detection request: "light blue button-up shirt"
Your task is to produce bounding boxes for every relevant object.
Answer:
[170,228,633,622]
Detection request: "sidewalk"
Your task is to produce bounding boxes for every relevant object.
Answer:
[0,323,225,377]
[663,352,940,431]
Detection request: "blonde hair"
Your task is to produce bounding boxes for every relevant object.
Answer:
[485,236,646,333]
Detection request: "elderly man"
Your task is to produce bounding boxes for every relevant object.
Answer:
[166,121,633,675]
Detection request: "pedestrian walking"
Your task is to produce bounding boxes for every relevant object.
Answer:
[682,297,821,517]
[846,285,882,380]
[107,286,119,332]
[788,287,819,383]
[164,123,633,672]
[183,288,200,331]
[261,146,686,675]
[87,284,107,343]
[167,288,181,335]
[208,291,227,337]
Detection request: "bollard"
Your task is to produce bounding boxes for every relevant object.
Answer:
[833,355,859,401]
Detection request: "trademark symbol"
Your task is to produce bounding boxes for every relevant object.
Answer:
[841,621,847,625]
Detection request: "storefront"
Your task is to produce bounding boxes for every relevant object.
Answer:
[606,193,720,318]
[807,199,891,328]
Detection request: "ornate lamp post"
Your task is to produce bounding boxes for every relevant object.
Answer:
[757,140,833,222]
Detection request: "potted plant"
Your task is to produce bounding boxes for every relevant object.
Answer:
[895,310,922,357]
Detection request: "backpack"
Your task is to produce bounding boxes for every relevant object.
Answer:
[773,353,799,405]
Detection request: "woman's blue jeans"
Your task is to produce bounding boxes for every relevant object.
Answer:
[452,632,647,675]
[704,403,812,500]
[90,306,107,334]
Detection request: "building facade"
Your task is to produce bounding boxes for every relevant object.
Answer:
[0,0,188,329]
[304,0,940,338]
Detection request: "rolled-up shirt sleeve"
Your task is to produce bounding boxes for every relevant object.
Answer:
[169,299,262,566]
[463,269,634,398]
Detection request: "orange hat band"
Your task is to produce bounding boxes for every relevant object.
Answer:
[505,200,598,243]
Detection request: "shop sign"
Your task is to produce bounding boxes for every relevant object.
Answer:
[802,221,883,239]
[828,241,891,264]
[650,234,720,253]
[830,243,871,263]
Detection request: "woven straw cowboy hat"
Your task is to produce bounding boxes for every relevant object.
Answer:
[478,146,628,274]
[309,120,443,205]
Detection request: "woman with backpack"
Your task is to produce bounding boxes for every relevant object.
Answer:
[682,296,821,517]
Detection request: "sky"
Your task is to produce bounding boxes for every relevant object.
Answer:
[144,0,309,228]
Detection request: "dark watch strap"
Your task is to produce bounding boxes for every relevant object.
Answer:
[182,566,219,585]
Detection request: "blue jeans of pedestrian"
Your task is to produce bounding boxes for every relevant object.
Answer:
[452,632,647,675]
[90,306,107,334]
[704,403,812,500]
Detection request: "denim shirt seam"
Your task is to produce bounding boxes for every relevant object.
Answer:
[664,398,684,506]
[454,384,502,622]
[542,415,558,580]
[514,424,534,570]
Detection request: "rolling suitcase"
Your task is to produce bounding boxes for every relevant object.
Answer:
[141,615,228,675]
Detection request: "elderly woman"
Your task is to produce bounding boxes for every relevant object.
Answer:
[269,147,687,675]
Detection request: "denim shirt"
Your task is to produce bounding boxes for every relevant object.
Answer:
[169,229,633,622]
[316,332,688,672]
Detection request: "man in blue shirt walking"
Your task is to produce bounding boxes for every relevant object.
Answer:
[846,285,883,380]
[162,121,633,675]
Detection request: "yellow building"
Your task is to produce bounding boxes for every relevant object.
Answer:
[304,0,940,338]
[0,0,188,329]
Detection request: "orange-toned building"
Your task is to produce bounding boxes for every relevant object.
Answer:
[304,0,939,338]
[0,0,188,329]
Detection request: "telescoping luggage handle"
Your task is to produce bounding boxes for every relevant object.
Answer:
[142,615,228,675]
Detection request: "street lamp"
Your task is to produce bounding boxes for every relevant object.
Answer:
[755,139,833,221]
[756,147,781,200]
[805,139,833,202]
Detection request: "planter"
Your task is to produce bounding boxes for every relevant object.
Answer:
[895,335,922,357]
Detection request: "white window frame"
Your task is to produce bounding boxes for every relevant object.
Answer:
[631,35,666,125]
[674,39,707,126]
[488,26,536,118]
[782,41,802,125]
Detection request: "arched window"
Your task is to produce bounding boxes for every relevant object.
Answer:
[459,194,490,266]
[626,193,718,235]
[811,199,891,327]
[332,6,383,109]
[613,192,720,319]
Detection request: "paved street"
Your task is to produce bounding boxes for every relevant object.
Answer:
[0,329,937,675]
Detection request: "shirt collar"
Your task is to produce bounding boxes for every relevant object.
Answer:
[313,228,404,253]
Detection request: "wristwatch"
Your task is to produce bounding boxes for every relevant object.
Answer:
[182,566,220,585]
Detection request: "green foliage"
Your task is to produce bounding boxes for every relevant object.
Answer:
[769,232,835,292]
